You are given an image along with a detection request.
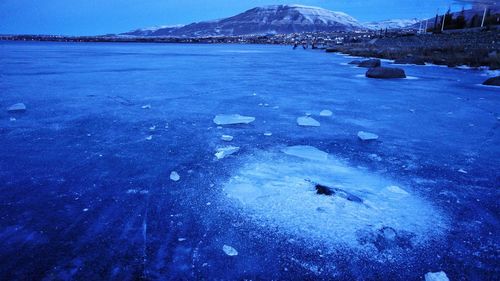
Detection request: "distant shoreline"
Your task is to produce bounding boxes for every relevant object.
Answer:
[2,30,499,70]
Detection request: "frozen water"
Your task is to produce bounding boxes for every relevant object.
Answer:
[213,114,255,125]
[425,271,449,281]
[0,42,498,280]
[297,116,320,127]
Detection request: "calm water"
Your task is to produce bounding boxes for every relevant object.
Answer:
[0,41,499,280]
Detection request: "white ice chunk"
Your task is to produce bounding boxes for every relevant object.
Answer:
[319,109,333,117]
[263,132,272,136]
[281,145,328,161]
[222,245,238,256]
[7,103,26,113]
[458,169,468,174]
[221,135,234,142]
[357,131,379,141]
[425,271,449,281]
[145,135,153,141]
[215,146,240,159]
[386,185,409,195]
[170,171,180,182]
[141,104,151,109]
[297,116,320,127]
[213,114,255,125]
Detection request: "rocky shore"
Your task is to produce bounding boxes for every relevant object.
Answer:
[326,30,500,70]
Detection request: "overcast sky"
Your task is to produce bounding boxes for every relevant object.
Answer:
[0,0,478,35]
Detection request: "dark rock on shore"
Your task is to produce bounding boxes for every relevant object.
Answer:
[366,67,406,79]
[393,57,426,65]
[358,59,381,68]
[325,48,339,53]
[482,76,500,86]
[349,60,361,65]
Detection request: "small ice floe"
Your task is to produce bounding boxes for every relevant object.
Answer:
[281,145,328,161]
[297,116,320,127]
[83,208,89,212]
[221,135,234,142]
[7,103,26,113]
[319,110,333,117]
[178,238,187,242]
[424,271,449,281]
[170,171,180,182]
[458,169,468,174]
[213,114,255,125]
[357,131,379,141]
[215,146,240,159]
[263,132,272,136]
[9,117,16,121]
[149,125,156,131]
[222,245,238,256]
[386,185,409,195]
[141,104,151,109]
[145,135,153,141]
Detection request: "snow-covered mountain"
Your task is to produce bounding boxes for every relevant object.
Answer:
[123,4,364,37]
[364,19,420,30]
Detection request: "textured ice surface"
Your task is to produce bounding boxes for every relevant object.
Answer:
[1,42,498,280]
[224,148,448,251]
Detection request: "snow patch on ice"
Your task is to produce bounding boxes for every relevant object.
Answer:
[223,148,447,251]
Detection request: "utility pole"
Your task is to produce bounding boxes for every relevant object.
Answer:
[441,13,446,32]
[481,7,487,28]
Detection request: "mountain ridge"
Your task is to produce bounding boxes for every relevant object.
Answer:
[123,4,365,37]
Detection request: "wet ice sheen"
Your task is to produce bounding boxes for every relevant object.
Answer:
[224,147,447,251]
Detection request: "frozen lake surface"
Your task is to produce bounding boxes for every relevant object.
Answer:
[0,41,499,280]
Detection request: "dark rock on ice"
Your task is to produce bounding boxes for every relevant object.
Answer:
[366,67,406,79]
[482,76,500,86]
[315,184,333,196]
[349,60,361,65]
[358,59,381,68]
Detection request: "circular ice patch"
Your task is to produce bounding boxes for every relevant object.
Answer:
[223,146,448,251]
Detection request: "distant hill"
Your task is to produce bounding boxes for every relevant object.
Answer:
[364,19,420,30]
[123,4,364,37]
